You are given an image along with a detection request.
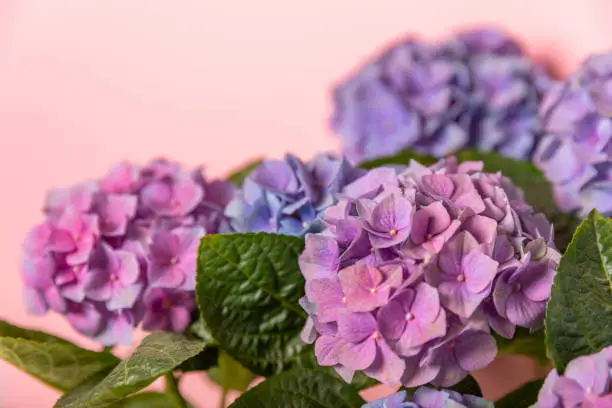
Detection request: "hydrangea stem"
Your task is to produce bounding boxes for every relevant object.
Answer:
[219,388,228,408]
[165,373,187,408]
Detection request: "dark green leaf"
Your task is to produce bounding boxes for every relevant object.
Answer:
[177,346,219,372]
[495,328,549,365]
[226,159,263,187]
[55,332,204,408]
[545,210,612,371]
[0,320,119,391]
[107,393,175,408]
[360,150,437,170]
[448,375,482,397]
[178,318,219,372]
[229,368,365,408]
[196,232,311,376]
[360,149,578,250]
[208,350,256,392]
[495,379,544,408]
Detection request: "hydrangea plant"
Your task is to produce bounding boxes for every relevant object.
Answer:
[330,28,554,163]
[299,157,559,387]
[2,27,612,408]
[20,158,234,345]
[534,52,612,218]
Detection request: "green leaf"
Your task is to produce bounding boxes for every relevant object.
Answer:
[0,320,119,391]
[495,328,549,365]
[207,350,256,392]
[178,318,219,372]
[55,332,204,408]
[226,159,263,187]
[360,149,578,250]
[196,232,311,376]
[495,379,544,408]
[107,393,176,408]
[360,150,437,170]
[228,368,365,408]
[448,375,482,397]
[545,210,612,371]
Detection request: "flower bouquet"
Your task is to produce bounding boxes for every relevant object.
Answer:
[1,28,611,408]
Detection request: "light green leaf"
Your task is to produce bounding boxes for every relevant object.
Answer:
[229,369,365,408]
[495,328,549,365]
[495,379,543,408]
[55,332,204,408]
[207,350,255,392]
[196,232,311,376]
[0,320,119,391]
[107,392,176,408]
[226,159,263,187]
[545,210,612,371]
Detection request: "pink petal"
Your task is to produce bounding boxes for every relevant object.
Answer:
[565,353,609,394]
[397,309,446,356]
[377,299,406,341]
[339,265,389,312]
[462,215,497,247]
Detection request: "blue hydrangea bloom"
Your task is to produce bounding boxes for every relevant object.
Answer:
[225,153,364,235]
[534,52,612,218]
[331,28,554,163]
[363,388,493,408]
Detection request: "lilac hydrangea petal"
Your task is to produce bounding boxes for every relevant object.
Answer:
[23,287,48,315]
[554,377,588,408]
[454,331,497,371]
[337,338,377,371]
[506,291,546,327]
[363,338,406,386]
[337,310,377,343]
[411,387,450,407]
[342,167,398,199]
[306,278,344,323]
[565,353,610,394]
[66,302,105,337]
[315,335,341,366]
[378,298,407,341]
[410,201,452,245]
[463,251,498,294]
[299,234,339,280]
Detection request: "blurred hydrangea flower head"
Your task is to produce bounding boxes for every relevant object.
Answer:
[535,346,612,408]
[225,153,364,235]
[331,28,553,162]
[534,52,612,217]
[363,388,493,408]
[21,158,235,345]
[299,157,560,387]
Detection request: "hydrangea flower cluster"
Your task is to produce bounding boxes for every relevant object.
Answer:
[535,346,612,408]
[363,388,493,408]
[534,52,612,218]
[299,157,560,387]
[225,153,364,235]
[331,28,553,163]
[20,159,235,345]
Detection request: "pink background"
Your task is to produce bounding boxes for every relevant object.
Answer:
[0,1,610,406]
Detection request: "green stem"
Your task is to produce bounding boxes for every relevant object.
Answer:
[219,388,228,408]
[165,373,187,408]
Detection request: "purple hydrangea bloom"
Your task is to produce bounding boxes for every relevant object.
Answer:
[363,387,493,408]
[225,153,364,236]
[535,346,612,408]
[21,158,234,345]
[534,52,612,217]
[330,28,554,162]
[300,157,560,387]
